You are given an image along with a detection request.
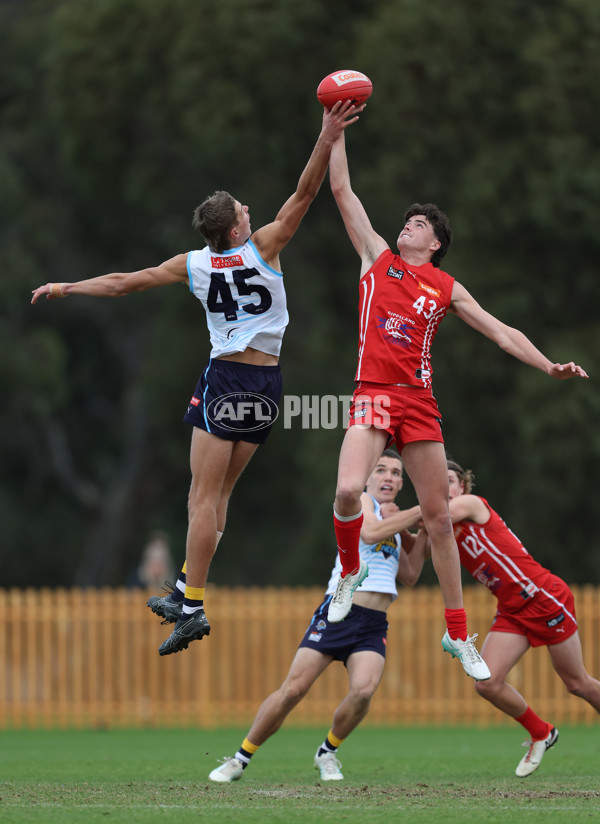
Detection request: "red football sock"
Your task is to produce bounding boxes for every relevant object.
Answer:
[333,509,363,577]
[444,608,468,642]
[515,707,552,741]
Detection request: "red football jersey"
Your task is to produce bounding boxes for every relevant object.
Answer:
[355,249,455,387]
[454,497,553,612]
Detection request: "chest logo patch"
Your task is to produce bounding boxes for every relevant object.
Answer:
[376,313,413,347]
[386,265,404,280]
[211,255,244,269]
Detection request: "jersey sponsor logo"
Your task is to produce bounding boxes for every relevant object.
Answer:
[386,265,404,280]
[210,254,244,269]
[547,612,565,628]
[418,281,441,298]
[189,396,201,406]
[373,538,399,561]
[308,632,322,642]
[332,70,369,86]
[206,391,279,432]
[376,313,412,347]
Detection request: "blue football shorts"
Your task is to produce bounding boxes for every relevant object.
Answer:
[183,358,282,444]
[298,598,388,663]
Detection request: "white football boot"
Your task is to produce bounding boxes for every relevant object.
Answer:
[441,631,491,681]
[327,560,369,622]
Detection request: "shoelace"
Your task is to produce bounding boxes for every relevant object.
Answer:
[461,634,484,664]
[520,740,537,762]
[520,733,550,759]
[319,754,342,775]
[217,756,242,772]
[332,566,364,603]
[331,576,354,603]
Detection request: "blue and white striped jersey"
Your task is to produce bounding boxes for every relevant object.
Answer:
[187,239,289,359]
[326,496,402,601]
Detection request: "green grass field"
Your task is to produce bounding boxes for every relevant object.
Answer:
[0,726,598,823]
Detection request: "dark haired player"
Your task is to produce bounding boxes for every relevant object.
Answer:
[325,128,587,682]
[31,101,362,656]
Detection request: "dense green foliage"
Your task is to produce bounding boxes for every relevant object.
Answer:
[3,0,600,586]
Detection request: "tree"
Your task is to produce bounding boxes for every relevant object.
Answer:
[2,0,599,587]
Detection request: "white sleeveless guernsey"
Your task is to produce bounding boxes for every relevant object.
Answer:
[326,496,402,601]
[187,239,289,358]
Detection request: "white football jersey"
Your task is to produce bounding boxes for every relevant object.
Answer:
[187,239,289,358]
[326,497,402,601]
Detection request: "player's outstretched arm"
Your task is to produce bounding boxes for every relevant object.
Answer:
[31,254,189,304]
[252,101,362,266]
[329,132,388,273]
[450,281,589,379]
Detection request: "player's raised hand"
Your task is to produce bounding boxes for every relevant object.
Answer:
[31,283,67,304]
[547,361,589,379]
[322,99,365,135]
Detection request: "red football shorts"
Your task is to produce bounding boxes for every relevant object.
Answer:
[347,382,444,451]
[490,575,577,647]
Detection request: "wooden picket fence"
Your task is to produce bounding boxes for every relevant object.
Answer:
[1,585,599,729]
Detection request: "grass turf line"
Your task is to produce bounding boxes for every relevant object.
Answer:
[0,726,599,824]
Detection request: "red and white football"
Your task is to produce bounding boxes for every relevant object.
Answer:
[317,70,373,108]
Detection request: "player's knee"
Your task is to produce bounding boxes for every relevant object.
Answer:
[563,675,587,697]
[188,492,215,519]
[281,680,309,706]
[422,510,453,542]
[335,483,363,512]
[474,677,500,699]
[187,487,202,513]
[349,684,376,710]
